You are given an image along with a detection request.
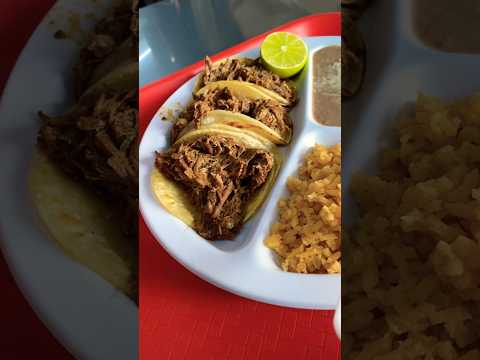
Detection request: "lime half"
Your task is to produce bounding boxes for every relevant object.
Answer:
[260,32,308,78]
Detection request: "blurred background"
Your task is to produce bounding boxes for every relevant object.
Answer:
[139,0,339,85]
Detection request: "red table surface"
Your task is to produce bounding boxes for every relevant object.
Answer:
[0,2,73,359]
[140,13,341,360]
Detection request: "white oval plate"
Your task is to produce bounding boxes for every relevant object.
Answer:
[343,0,480,221]
[139,37,341,310]
[341,0,480,350]
[0,2,137,360]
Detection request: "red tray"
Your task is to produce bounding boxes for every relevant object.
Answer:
[140,12,341,360]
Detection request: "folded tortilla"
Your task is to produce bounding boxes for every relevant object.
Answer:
[29,150,136,297]
[31,58,138,300]
[152,126,281,238]
[194,57,296,106]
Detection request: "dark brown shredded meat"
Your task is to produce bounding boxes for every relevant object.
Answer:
[38,89,139,237]
[73,1,138,98]
[201,57,296,104]
[130,0,139,41]
[171,87,292,141]
[156,135,274,240]
[39,0,139,303]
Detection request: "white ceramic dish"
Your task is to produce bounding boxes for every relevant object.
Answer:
[0,2,137,360]
[343,0,480,221]
[140,36,341,310]
[342,0,480,348]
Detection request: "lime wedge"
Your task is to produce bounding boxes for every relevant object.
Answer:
[260,32,308,78]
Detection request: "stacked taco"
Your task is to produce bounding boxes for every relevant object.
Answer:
[152,57,297,240]
[30,0,138,300]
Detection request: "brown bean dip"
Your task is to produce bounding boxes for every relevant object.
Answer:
[312,45,341,127]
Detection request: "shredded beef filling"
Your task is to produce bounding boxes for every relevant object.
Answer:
[38,90,139,236]
[201,57,296,104]
[73,1,138,98]
[156,135,274,240]
[172,87,292,141]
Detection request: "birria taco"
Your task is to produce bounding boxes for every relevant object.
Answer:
[31,67,138,299]
[172,84,293,145]
[171,57,296,145]
[29,1,138,300]
[196,57,297,106]
[152,126,282,240]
